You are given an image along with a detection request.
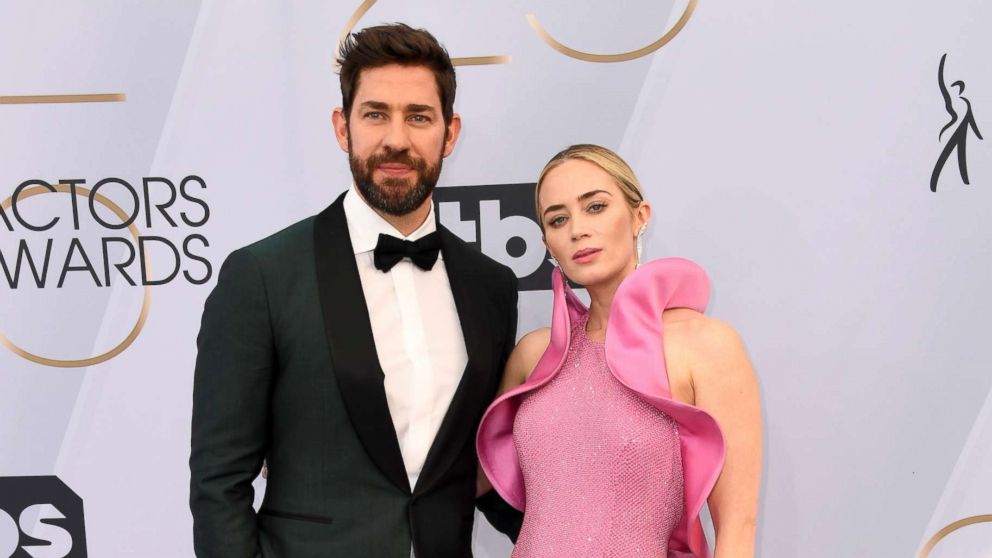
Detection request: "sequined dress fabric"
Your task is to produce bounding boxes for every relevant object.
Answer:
[511,315,684,557]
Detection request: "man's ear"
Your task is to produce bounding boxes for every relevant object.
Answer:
[332,107,350,153]
[442,113,462,157]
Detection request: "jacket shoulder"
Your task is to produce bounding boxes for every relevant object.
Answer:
[210,215,317,278]
[241,216,316,258]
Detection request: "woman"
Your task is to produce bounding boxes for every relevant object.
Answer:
[476,145,762,558]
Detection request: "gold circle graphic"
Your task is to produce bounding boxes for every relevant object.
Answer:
[919,514,992,557]
[527,0,698,63]
[0,183,152,367]
[335,0,511,67]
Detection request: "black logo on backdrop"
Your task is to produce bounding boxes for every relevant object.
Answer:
[0,476,87,557]
[931,53,984,192]
[433,183,553,291]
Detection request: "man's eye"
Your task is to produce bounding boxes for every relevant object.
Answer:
[364,112,385,119]
[409,114,430,123]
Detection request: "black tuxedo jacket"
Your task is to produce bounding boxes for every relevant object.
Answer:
[190,193,518,557]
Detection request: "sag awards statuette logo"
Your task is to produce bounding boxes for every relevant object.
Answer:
[931,53,984,192]
[0,177,213,367]
[0,476,87,558]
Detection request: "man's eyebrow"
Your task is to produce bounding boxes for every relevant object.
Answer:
[542,190,613,217]
[406,103,436,113]
[359,100,389,110]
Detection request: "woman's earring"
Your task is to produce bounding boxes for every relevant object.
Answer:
[636,224,647,267]
[549,254,570,282]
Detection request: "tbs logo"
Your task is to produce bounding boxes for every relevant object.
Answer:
[0,477,86,558]
[434,183,553,291]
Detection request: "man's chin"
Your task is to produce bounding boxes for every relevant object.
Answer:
[377,176,419,191]
[356,179,433,216]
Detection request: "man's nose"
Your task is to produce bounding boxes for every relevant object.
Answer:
[382,116,412,151]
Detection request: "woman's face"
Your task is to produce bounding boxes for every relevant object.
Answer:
[538,159,649,288]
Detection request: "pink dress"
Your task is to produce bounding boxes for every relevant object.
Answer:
[477,258,725,558]
[511,313,684,557]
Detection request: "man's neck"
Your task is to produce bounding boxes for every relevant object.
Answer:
[372,199,432,237]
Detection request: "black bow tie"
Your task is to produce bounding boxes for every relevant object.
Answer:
[373,232,441,272]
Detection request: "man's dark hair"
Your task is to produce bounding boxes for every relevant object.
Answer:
[337,23,456,125]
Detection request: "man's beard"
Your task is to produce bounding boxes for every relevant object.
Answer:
[349,139,444,217]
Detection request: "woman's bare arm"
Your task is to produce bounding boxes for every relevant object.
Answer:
[477,327,551,496]
[688,318,763,558]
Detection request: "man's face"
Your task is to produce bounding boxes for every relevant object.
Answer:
[333,64,461,216]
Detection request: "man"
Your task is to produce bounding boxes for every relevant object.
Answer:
[190,24,519,557]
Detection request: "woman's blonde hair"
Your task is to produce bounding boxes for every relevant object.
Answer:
[535,144,644,229]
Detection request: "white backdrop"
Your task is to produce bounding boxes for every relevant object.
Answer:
[2,1,990,557]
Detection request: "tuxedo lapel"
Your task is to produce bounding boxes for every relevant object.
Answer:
[414,226,495,495]
[313,193,410,494]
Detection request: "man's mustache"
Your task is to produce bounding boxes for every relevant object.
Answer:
[365,150,427,171]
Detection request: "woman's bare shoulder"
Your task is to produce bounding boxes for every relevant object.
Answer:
[663,309,750,379]
[500,328,551,392]
[513,328,551,374]
[664,308,737,339]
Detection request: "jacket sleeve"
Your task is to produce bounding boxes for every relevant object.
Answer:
[190,248,274,557]
[498,268,518,385]
[476,267,523,541]
[476,489,524,543]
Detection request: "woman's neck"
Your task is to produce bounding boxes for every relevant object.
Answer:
[583,263,636,340]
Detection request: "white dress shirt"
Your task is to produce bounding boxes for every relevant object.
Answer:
[342,186,468,493]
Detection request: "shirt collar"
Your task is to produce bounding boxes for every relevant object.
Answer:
[343,184,439,255]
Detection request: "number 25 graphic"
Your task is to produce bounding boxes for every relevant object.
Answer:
[337,0,698,66]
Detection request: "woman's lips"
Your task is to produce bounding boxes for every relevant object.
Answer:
[572,248,602,263]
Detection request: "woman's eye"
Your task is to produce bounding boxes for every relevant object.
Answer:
[548,215,566,227]
[588,202,607,213]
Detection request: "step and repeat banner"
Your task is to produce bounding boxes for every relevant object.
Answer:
[2,1,990,556]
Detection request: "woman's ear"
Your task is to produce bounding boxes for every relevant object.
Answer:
[634,201,652,233]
